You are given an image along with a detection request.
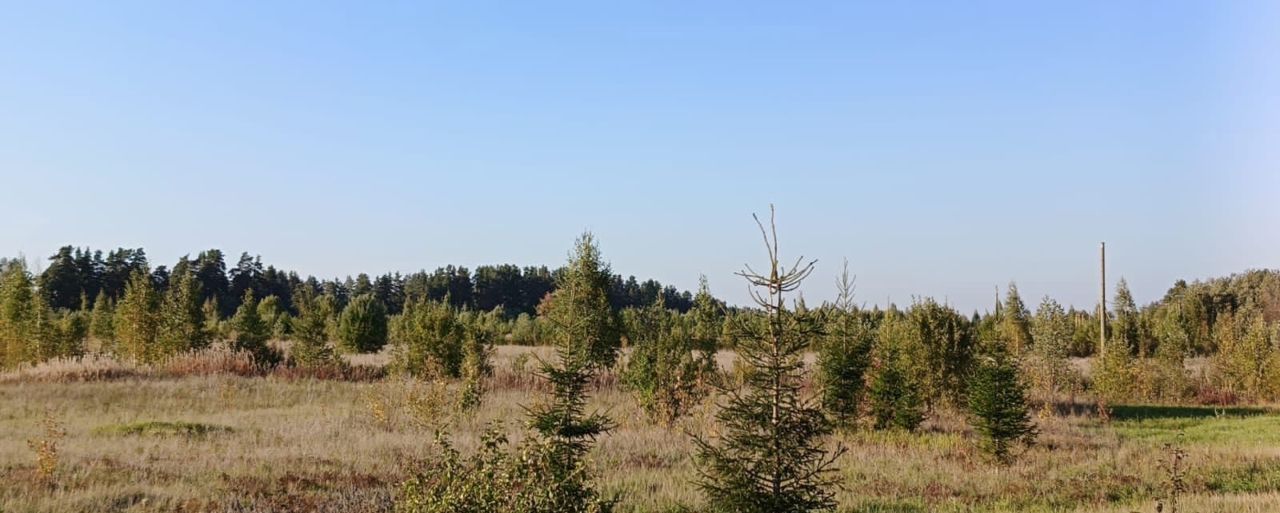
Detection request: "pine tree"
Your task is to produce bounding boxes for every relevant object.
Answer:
[0,260,37,368]
[694,208,842,513]
[1000,283,1033,355]
[391,298,464,378]
[39,246,84,311]
[967,350,1037,462]
[114,268,161,363]
[289,288,336,367]
[256,295,289,340]
[338,294,389,354]
[156,261,207,357]
[817,259,874,427]
[88,291,115,346]
[229,290,279,367]
[524,232,619,512]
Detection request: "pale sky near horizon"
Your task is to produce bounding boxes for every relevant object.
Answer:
[1,1,1277,313]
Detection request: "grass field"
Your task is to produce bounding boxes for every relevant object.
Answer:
[3,346,1279,513]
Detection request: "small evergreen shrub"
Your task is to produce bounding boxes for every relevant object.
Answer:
[868,351,924,431]
[229,290,281,367]
[967,352,1037,462]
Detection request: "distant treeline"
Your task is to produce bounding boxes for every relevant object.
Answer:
[29,246,699,318]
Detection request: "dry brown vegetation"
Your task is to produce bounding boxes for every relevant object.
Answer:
[3,346,1280,513]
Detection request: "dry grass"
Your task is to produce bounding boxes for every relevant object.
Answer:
[1,346,1278,513]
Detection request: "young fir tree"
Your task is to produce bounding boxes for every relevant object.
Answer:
[53,308,89,359]
[201,297,222,342]
[256,295,287,340]
[1151,305,1191,402]
[0,260,37,368]
[397,234,618,513]
[1112,279,1142,357]
[156,262,207,358]
[967,348,1038,463]
[338,294,389,354]
[89,291,115,346]
[689,275,724,374]
[695,208,843,513]
[229,289,279,367]
[540,233,622,369]
[115,268,161,363]
[817,259,874,427]
[458,313,495,411]
[523,232,619,512]
[289,288,337,368]
[1000,283,1034,355]
[867,345,924,431]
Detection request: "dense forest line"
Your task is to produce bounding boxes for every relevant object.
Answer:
[0,244,1274,368]
[26,245,700,317]
[14,245,1280,356]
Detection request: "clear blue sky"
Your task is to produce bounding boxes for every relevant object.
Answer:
[1,1,1276,313]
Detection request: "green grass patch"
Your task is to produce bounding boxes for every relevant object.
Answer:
[94,420,232,437]
[1205,461,1280,494]
[1105,404,1280,442]
[1108,404,1268,421]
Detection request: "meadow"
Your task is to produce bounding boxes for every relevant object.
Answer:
[4,346,1280,513]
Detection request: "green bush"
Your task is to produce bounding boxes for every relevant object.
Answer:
[392,299,464,378]
[398,427,614,513]
[621,299,704,425]
[338,294,389,354]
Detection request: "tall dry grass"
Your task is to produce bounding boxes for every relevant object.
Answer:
[1,346,1278,513]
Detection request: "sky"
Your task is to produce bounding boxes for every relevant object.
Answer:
[1,1,1276,313]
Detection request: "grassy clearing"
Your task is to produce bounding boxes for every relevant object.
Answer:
[2,346,1279,512]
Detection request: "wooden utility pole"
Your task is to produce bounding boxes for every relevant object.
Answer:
[1099,242,1106,355]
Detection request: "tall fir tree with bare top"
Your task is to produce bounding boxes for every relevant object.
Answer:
[695,207,843,513]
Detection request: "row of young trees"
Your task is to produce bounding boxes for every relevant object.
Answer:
[398,213,861,513]
[393,211,1042,513]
